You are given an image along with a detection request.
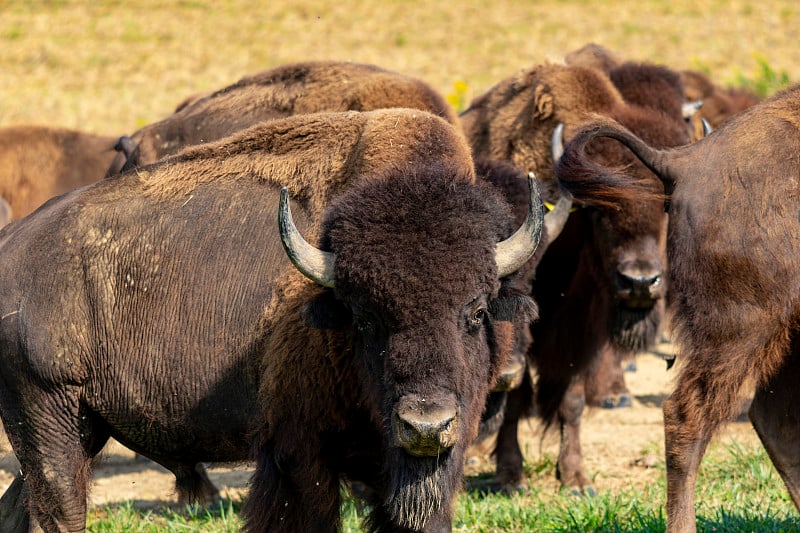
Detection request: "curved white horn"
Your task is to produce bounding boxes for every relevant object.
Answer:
[495,173,544,278]
[682,100,703,119]
[551,123,565,163]
[278,188,336,288]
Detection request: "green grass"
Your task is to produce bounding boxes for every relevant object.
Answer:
[88,499,242,532]
[87,441,800,532]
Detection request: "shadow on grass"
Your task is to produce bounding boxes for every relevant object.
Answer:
[91,496,243,518]
[635,393,666,408]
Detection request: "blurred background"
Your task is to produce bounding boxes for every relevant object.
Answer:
[0,0,796,135]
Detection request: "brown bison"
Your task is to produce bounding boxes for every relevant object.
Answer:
[554,83,800,532]
[0,125,117,221]
[102,60,541,506]
[106,60,458,174]
[0,108,543,532]
[460,61,691,492]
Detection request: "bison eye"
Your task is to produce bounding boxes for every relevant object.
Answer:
[468,307,487,331]
[353,310,378,335]
[356,319,375,334]
[464,295,490,334]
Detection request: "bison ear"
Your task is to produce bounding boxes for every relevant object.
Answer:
[301,291,353,329]
[489,288,538,324]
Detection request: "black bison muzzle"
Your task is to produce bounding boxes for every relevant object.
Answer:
[615,259,663,308]
[392,394,460,456]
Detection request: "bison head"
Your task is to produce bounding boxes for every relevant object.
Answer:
[557,105,684,353]
[280,162,541,529]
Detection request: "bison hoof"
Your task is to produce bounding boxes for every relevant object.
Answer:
[567,485,596,498]
[624,361,637,372]
[616,394,632,408]
[600,394,632,409]
[465,476,526,495]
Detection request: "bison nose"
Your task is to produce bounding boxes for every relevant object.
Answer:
[492,358,526,392]
[392,397,459,457]
[616,264,663,299]
[618,272,661,290]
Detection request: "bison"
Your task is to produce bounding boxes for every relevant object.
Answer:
[0,125,117,221]
[0,108,543,532]
[106,60,458,174]
[460,61,692,492]
[101,59,544,506]
[554,83,800,532]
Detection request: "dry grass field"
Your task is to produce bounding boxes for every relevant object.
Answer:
[1,0,798,136]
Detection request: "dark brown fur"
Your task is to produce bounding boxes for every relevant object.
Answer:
[610,61,687,121]
[554,84,800,532]
[0,125,117,220]
[460,62,688,492]
[0,109,529,532]
[106,60,458,174]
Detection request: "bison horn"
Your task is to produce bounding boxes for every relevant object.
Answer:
[682,100,703,119]
[495,173,544,278]
[701,117,713,137]
[278,188,336,288]
[541,122,572,244]
[551,122,565,163]
[542,188,571,244]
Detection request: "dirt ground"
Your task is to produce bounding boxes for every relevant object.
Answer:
[0,342,760,510]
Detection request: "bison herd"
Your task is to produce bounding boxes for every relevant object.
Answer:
[0,41,791,532]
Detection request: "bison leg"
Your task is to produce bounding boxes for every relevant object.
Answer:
[662,342,759,533]
[244,441,340,532]
[161,462,220,507]
[749,354,800,511]
[0,476,31,533]
[0,386,108,533]
[492,370,534,492]
[662,389,715,533]
[585,343,631,409]
[556,377,593,494]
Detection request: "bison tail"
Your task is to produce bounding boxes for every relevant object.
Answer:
[554,118,672,209]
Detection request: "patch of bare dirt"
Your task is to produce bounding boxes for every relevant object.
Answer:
[464,343,760,494]
[0,344,760,510]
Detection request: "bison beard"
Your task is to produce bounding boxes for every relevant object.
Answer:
[378,448,453,531]
[610,305,661,353]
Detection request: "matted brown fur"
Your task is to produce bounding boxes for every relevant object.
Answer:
[0,125,117,219]
[137,108,473,218]
[110,60,458,173]
[244,165,534,531]
[554,84,800,532]
[609,61,687,121]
